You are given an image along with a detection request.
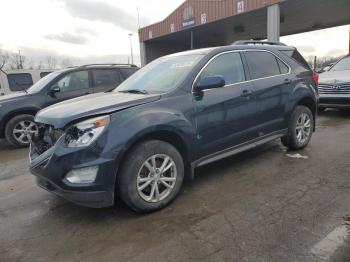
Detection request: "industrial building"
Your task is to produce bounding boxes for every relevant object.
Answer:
[138,0,350,65]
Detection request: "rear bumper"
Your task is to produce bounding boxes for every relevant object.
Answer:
[319,94,350,108]
[29,136,119,208]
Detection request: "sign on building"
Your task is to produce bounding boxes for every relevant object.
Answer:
[149,31,153,39]
[237,1,245,14]
[182,6,195,28]
[170,23,175,33]
[201,13,207,24]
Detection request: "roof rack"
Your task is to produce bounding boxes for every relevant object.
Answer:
[79,63,138,68]
[232,40,287,46]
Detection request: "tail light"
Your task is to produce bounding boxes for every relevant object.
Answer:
[312,71,319,86]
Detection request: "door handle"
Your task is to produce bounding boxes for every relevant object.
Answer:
[240,89,253,98]
[284,79,292,85]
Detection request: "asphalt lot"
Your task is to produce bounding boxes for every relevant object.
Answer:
[1,110,350,262]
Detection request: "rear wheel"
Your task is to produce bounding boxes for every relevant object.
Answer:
[118,140,184,213]
[5,114,38,148]
[281,106,314,150]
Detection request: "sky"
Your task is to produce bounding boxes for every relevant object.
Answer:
[0,0,348,67]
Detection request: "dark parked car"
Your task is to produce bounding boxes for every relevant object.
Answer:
[318,55,350,110]
[0,64,139,147]
[30,41,318,213]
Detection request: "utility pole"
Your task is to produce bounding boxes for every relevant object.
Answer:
[137,8,140,29]
[128,33,134,65]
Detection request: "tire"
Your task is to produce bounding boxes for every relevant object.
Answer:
[118,140,184,213]
[281,106,314,150]
[5,114,38,148]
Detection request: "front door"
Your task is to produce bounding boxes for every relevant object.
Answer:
[193,51,258,159]
[45,70,92,107]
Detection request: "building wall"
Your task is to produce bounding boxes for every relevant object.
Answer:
[139,0,283,42]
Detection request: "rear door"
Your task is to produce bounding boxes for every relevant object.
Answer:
[193,51,258,158]
[92,69,123,93]
[243,50,291,136]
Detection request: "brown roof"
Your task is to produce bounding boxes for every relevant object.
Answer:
[139,0,283,42]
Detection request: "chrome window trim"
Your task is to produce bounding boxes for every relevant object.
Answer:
[191,49,292,93]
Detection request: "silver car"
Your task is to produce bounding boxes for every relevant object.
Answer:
[319,55,350,110]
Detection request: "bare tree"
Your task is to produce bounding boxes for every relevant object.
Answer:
[8,51,26,70]
[0,49,9,71]
[60,57,73,68]
[45,56,57,69]
[36,60,44,70]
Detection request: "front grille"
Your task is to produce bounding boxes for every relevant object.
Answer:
[318,82,350,94]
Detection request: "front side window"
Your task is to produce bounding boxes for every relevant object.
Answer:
[199,52,246,85]
[54,71,89,92]
[331,56,350,71]
[7,73,33,91]
[245,51,282,79]
[116,54,204,94]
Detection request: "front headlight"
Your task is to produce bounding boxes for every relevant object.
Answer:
[65,115,110,148]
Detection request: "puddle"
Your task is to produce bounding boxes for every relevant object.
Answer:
[311,225,349,260]
[286,153,309,159]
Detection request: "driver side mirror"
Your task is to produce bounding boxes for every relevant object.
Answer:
[49,85,60,96]
[193,76,225,93]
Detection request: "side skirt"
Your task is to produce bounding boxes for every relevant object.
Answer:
[189,129,287,179]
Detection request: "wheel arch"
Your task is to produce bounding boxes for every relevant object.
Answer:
[296,96,317,131]
[1,108,39,137]
[116,128,194,183]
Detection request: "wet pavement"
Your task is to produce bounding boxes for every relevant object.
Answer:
[1,110,350,262]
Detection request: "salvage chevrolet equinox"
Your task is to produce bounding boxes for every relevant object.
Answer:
[30,41,318,213]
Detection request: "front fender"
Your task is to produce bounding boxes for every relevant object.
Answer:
[105,107,197,161]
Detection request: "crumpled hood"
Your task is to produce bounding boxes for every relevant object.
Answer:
[0,92,28,103]
[35,92,161,128]
[319,70,350,84]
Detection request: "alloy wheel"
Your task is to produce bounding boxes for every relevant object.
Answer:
[295,113,311,144]
[12,120,38,145]
[137,154,177,203]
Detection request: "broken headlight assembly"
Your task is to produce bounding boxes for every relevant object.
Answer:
[65,115,110,148]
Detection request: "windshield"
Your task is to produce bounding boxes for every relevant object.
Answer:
[115,54,204,94]
[27,71,62,94]
[331,56,350,71]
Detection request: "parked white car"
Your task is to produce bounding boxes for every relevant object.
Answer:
[0,69,54,96]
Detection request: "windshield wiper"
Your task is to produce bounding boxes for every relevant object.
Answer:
[119,89,148,95]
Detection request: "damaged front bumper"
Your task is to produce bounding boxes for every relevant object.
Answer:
[29,128,118,208]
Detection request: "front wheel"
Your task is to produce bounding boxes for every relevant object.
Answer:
[281,106,314,150]
[118,140,184,213]
[5,114,38,148]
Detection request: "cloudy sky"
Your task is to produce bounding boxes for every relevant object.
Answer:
[0,0,348,66]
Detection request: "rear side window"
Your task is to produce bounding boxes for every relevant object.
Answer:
[120,68,138,79]
[277,59,289,74]
[245,51,281,79]
[199,52,246,85]
[7,73,33,91]
[281,49,310,70]
[92,69,122,89]
[40,72,52,78]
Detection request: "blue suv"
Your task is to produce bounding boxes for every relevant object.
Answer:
[29,41,318,213]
